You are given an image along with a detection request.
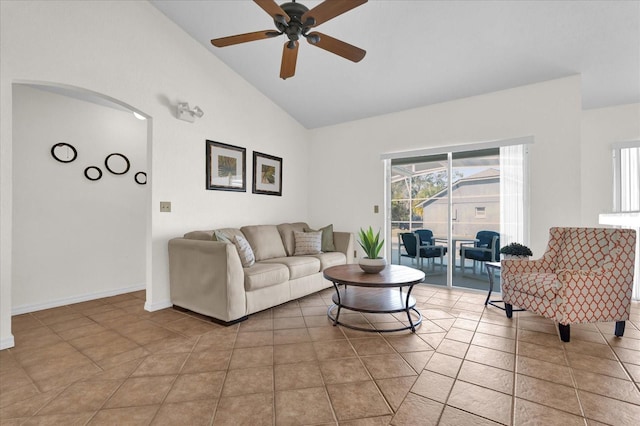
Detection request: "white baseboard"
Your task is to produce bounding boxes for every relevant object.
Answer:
[144,299,172,312]
[0,335,15,350]
[12,283,146,315]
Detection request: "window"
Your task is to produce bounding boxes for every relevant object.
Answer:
[610,141,640,301]
[475,207,486,218]
[613,142,640,212]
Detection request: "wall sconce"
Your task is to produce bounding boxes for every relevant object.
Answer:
[177,102,204,123]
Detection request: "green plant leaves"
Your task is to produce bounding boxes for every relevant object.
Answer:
[358,226,384,259]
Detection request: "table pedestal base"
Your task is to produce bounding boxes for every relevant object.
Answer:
[328,286,422,333]
[327,304,422,333]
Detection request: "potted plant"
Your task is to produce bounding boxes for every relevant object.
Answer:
[357,226,386,273]
[500,242,533,259]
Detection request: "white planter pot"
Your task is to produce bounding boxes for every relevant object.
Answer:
[502,254,530,260]
[359,257,386,273]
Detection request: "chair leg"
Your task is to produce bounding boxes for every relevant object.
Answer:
[505,303,513,319]
[558,324,570,342]
[615,321,625,337]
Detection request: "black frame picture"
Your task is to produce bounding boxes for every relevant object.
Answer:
[206,140,246,192]
[252,151,282,196]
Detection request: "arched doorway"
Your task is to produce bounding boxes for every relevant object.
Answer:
[11,82,151,315]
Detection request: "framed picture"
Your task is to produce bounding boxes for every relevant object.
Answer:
[206,140,246,191]
[253,151,282,196]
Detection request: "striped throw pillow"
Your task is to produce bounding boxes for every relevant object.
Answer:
[294,231,322,255]
[233,235,255,267]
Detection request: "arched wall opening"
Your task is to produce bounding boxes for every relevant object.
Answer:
[11,82,151,314]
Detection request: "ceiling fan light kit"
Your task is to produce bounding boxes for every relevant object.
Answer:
[210,0,368,80]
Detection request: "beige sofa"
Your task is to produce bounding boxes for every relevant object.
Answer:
[168,222,354,324]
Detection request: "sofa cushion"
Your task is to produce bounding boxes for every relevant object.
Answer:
[233,235,255,267]
[261,256,321,280]
[308,252,347,270]
[305,224,336,252]
[244,263,290,291]
[294,231,322,255]
[241,225,287,261]
[277,222,309,256]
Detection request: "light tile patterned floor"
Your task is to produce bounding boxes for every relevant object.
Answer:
[1,285,639,425]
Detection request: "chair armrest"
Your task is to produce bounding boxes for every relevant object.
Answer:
[459,241,476,248]
[501,258,554,274]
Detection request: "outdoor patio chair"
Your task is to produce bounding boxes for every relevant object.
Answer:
[501,227,636,342]
[459,230,500,273]
[415,229,436,247]
[398,232,447,271]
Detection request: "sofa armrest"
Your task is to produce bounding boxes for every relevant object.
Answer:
[333,232,355,264]
[168,238,246,322]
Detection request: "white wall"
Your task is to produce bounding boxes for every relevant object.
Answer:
[1,1,310,348]
[12,85,147,312]
[308,76,583,258]
[581,103,640,226]
[1,1,636,350]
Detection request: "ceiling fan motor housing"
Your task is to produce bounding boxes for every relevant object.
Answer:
[277,1,315,45]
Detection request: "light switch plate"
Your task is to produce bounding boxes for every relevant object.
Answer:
[160,201,171,212]
[374,205,379,213]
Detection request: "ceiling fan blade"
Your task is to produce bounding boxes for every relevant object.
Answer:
[280,41,299,80]
[302,0,367,27]
[211,30,280,47]
[254,0,290,23]
[307,32,366,62]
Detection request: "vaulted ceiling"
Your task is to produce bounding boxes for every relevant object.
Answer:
[151,0,640,129]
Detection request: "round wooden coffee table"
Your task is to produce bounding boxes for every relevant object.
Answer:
[323,264,425,333]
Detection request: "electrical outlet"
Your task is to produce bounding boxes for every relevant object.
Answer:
[160,201,171,212]
[374,205,379,213]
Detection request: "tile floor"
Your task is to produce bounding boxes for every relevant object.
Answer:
[1,286,639,425]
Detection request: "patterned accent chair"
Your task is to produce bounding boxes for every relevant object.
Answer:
[501,227,636,342]
[460,230,500,273]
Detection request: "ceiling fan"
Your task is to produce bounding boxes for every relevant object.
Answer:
[210,0,368,80]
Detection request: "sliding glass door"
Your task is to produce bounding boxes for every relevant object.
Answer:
[391,155,451,284]
[387,142,528,291]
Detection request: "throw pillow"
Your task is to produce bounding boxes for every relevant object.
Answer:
[304,224,336,252]
[214,228,243,244]
[233,235,255,267]
[294,231,322,255]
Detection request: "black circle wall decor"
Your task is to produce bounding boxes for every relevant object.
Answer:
[105,153,130,175]
[134,172,147,185]
[51,142,78,163]
[84,166,103,181]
